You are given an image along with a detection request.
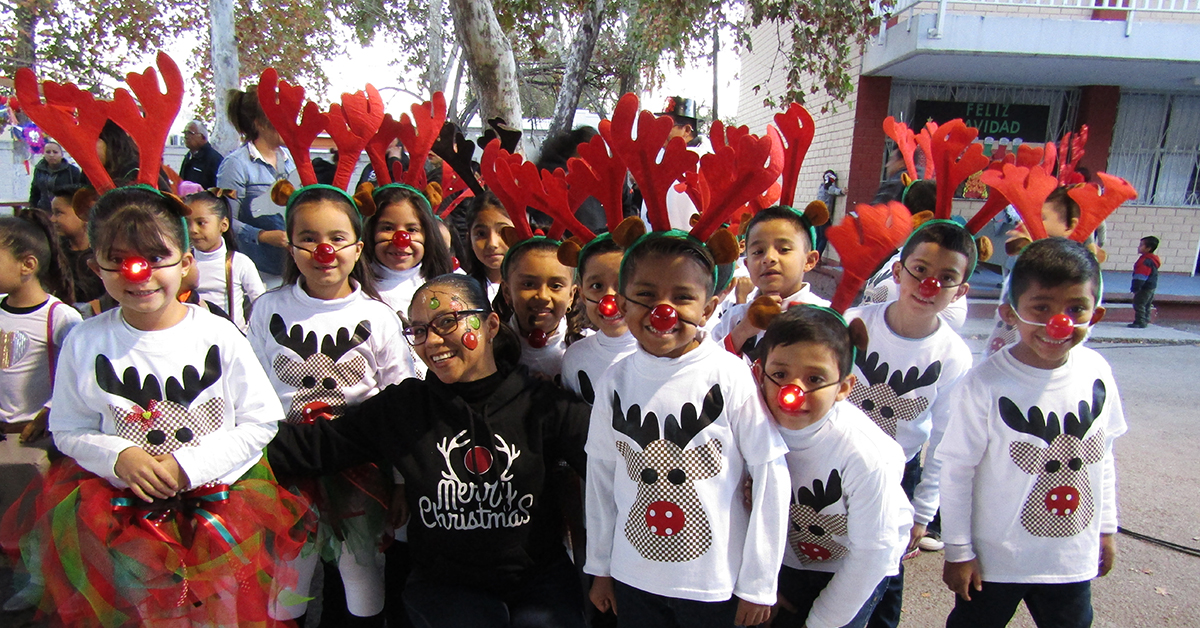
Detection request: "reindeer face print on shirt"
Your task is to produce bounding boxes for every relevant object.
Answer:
[269,314,371,424]
[611,384,725,562]
[97,346,224,457]
[1001,379,1107,538]
[417,429,534,530]
[788,469,849,564]
[849,351,941,438]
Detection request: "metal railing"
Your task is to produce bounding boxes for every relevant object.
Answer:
[878,0,1200,38]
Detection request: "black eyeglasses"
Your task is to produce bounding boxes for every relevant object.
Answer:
[901,263,965,289]
[402,309,488,346]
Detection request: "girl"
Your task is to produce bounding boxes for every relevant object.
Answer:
[466,192,513,306]
[247,185,416,627]
[186,188,266,331]
[500,239,577,380]
[0,186,310,627]
[561,236,636,403]
[267,273,591,628]
[364,184,454,317]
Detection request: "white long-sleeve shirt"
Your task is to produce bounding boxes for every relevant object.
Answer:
[779,401,913,628]
[0,296,81,423]
[845,302,973,460]
[515,316,568,379]
[51,305,281,487]
[374,262,424,319]
[560,331,638,403]
[584,339,790,605]
[936,346,1126,583]
[192,239,265,331]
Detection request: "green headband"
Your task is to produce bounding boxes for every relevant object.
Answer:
[770,303,859,365]
[902,218,979,281]
[500,235,561,280]
[284,183,364,232]
[371,182,433,215]
[574,232,616,280]
[617,229,728,294]
[779,205,818,249]
[118,184,191,251]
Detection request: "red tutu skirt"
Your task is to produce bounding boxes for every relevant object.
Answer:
[1,456,315,628]
[286,462,392,562]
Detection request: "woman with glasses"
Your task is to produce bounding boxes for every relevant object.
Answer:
[267,273,591,628]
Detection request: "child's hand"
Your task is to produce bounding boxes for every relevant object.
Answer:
[734,277,755,304]
[154,454,190,491]
[589,576,617,615]
[742,476,754,510]
[115,448,180,502]
[1099,533,1117,576]
[735,597,771,627]
[907,523,927,553]
[943,558,983,601]
[19,409,49,444]
[389,483,410,528]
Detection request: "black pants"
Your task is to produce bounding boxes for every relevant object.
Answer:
[946,580,1092,628]
[1133,287,1155,326]
[865,455,922,628]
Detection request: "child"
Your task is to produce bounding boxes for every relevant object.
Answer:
[186,188,266,331]
[755,305,912,628]
[363,183,455,318]
[47,185,106,304]
[247,184,416,626]
[1129,235,1160,328]
[2,186,309,626]
[584,235,790,628]
[844,219,976,628]
[937,237,1123,627]
[466,192,514,305]
[501,238,577,379]
[561,236,637,403]
[711,205,829,360]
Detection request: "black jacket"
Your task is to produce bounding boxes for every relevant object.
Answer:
[180,143,224,189]
[29,159,82,211]
[268,364,590,593]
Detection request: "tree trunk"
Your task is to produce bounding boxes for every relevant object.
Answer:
[711,26,719,121]
[426,0,445,94]
[447,46,466,122]
[447,0,522,132]
[208,0,240,154]
[11,0,39,71]
[546,0,604,138]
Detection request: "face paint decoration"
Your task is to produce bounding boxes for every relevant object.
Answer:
[392,230,412,249]
[649,304,678,332]
[918,276,942,298]
[462,330,479,350]
[527,328,549,348]
[121,257,152,282]
[429,297,441,310]
[598,295,620,318]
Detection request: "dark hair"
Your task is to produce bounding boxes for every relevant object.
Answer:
[577,236,622,282]
[0,209,74,302]
[52,183,84,201]
[89,187,189,261]
[1044,186,1081,229]
[536,127,598,172]
[465,191,510,289]
[1009,237,1101,307]
[900,220,978,280]
[620,235,716,297]
[365,186,453,281]
[759,306,856,379]
[440,217,469,273]
[743,206,814,251]
[226,86,272,143]
[185,190,237,251]
[414,273,521,370]
[281,186,381,301]
[500,238,582,340]
[1141,236,1160,253]
[502,238,567,283]
[901,179,937,214]
[99,121,140,186]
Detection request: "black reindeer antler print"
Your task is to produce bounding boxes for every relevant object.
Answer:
[320,322,371,362]
[887,362,942,397]
[664,385,723,449]
[270,314,319,359]
[999,397,1062,445]
[577,371,596,405]
[855,352,890,386]
[611,390,660,449]
[163,345,222,407]
[96,354,162,408]
[796,469,843,513]
[1064,379,1105,440]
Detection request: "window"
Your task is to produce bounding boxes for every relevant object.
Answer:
[1109,93,1200,207]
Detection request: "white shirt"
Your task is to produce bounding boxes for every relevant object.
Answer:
[515,316,568,379]
[860,252,968,331]
[51,306,281,487]
[0,296,81,423]
[584,339,790,605]
[193,239,266,331]
[936,346,1125,583]
[561,331,638,403]
[375,262,424,320]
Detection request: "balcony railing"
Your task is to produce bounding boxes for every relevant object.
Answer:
[879,0,1200,37]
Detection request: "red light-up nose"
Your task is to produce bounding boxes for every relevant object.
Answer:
[778,384,805,413]
[918,277,942,298]
[1045,314,1075,340]
[312,243,337,264]
[121,257,152,282]
[650,304,678,332]
[598,295,620,318]
[527,329,549,349]
[391,230,412,249]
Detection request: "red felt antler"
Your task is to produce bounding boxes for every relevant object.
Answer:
[826,201,914,313]
[325,85,385,191]
[14,69,114,192]
[925,119,988,219]
[107,52,184,188]
[1067,172,1136,243]
[882,116,919,184]
[979,163,1058,241]
[395,92,447,189]
[689,124,785,243]
[257,68,327,187]
[479,138,534,240]
[773,104,816,208]
[565,134,627,233]
[915,122,937,180]
[530,169,597,242]
[1056,126,1089,185]
[599,93,698,232]
[365,114,404,186]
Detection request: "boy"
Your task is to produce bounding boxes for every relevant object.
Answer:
[47,184,105,304]
[712,206,829,360]
[937,237,1123,627]
[844,220,976,628]
[585,235,790,628]
[1129,235,1160,328]
[755,306,913,628]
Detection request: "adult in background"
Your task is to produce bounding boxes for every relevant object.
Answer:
[180,120,223,188]
[216,87,295,278]
[28,141,81,212]
[645,96,712,230]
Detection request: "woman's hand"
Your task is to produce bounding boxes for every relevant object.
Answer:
[115,448,180,502]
